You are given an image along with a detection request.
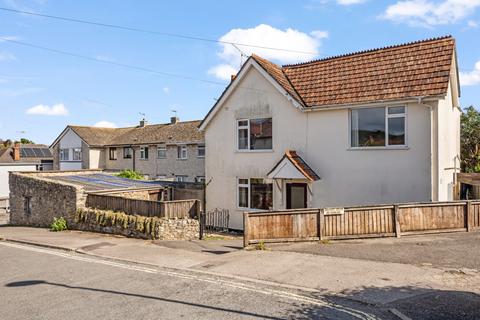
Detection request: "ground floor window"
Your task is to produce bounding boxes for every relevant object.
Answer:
[175,175,188,182]
[24,196,32,215]
[237,178,273,210]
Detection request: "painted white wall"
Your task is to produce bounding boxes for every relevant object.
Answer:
[204,64,448,230]
[89,148,104,169]
[0,164,37,197]
[436,81,461,201]
[58,128,83,170]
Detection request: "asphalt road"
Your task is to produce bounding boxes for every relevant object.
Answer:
[0,242,386,320]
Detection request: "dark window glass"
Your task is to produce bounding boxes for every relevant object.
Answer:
[238,186,248,208]
[351,107,386,147]
[123,147,133,159]
[250,118,272,150]
[109,147,117,160]
[250,178,273,210]
[388,117,405,145]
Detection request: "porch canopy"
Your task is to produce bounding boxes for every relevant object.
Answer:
[267,150,320,181]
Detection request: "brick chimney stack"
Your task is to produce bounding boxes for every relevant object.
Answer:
[170,117,179,124]
[139,119,148,127]
[13,142,20,161]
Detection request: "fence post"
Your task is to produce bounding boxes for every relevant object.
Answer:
[394,205,401,238]
[199,211,204,240]
[243,212,249,247]
[466,200,473,232]
[318,209,324,241]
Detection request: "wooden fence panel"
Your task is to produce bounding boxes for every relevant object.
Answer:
[245,210,319,244]
[86,194,198,218]
[398,202,467,233]
[471,202,480,229]
[322,207,395,239]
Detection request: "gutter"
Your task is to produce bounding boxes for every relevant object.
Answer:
[302,95,446,112]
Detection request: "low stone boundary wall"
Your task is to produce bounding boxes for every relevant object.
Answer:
[74,208,199,240]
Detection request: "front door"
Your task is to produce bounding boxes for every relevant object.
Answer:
[286,183,307,209]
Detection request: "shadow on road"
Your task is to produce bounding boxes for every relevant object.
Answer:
[6,280,282,319]
[288,285,480,320]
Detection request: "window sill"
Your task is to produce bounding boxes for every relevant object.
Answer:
[235,149,274,154]
[139,159,149,161]
[347,146,409,151]
[177,158,188,161]
[60,160,82,162]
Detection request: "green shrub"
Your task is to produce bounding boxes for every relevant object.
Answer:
[50,217,68,232]
[255,240,267,250]
[116,169,144,180]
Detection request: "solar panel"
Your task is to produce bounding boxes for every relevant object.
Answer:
[32,148,43,157]
[24,148,36,157]
[20,149,27,157]
[41,148,53,157]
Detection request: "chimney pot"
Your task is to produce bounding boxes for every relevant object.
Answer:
[231,74,237,82]
[13,142,20,161]
[170,117,179,124]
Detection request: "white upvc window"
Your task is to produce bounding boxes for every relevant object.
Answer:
[350,106,406,148]
[177,145,187,159]
[157,144,166,159]
[197,144,205,158]
[175,175,188,182]
[237,118,273,151]
[59,148,70,161]
[195,176,205,183]
[140,146,149,160]
[72,148,82,161]
[237,178,273,210]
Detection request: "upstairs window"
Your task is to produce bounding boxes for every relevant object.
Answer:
[140,146,149,160]
[123,147,133,159]
[175,175,187,182]
[59,148,69,161]
[157,145,166,159]
[237,118,272,151]
[197,144,205,158]
[350,106,406,148]
[177,145,188,159]
[109,147,117,160]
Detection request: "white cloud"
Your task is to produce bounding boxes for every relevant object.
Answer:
[460,60,480,86]
[382,0,480,26]
[208,24,328,80]
[0,51,16,61]
[162,87,170,94]
[0,35,20,42]
[207,64,238,81]
[26,103,69,116]
[468,20,479,28]
[93,120,117,128]
[337,0,365,5]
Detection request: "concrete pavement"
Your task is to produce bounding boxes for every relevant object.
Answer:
[1,226,479,319]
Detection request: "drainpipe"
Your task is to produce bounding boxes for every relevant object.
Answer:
[131,146,136,171]
[417,97,438,201]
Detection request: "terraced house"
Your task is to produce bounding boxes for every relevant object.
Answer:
[51,117,205,182]
[200,36,461,230]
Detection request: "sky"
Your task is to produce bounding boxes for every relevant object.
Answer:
[1,0,480,144]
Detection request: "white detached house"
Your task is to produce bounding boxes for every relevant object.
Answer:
[200,36,461,230]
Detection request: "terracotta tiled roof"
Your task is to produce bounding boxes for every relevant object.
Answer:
[285,150,320,181]
[252,36,456,108]
[68,120,204,147]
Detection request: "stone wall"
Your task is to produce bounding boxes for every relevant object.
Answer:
[9,172,86,227]
[74,207,199,240]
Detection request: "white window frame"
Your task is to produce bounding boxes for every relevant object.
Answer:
[72,148,82,161]
[197,144,205,158]
[349,105,408,150]
[177,145,188,160]
[237,178,250,210]
[175,175,188,182]
[236,118,273,152]
[195,176,205,183]
[157,144,166,159]
[140,146,149,160]
[59,148,70,161]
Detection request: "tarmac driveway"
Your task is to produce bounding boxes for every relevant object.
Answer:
[269,231,480,270]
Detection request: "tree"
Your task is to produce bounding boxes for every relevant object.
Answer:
[18,138,35,144]
[461,106,480,172]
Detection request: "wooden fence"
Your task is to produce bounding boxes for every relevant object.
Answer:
[243,201,480,246]
[86,193,200,219]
